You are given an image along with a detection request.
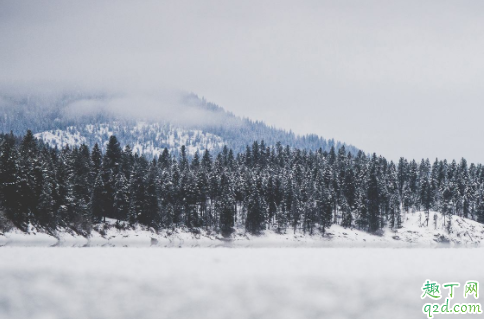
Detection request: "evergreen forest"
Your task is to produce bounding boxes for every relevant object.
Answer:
[1,130,482,237]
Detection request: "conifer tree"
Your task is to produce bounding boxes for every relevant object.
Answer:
[113,172,130,221]
[91,143,102,180]
[0,133,24,226]
[91,174,106,222]
[218,173,235,237]
[318,187,333,235]
[367,162,380,232]
[245,180,266,234]
[101,135,123,218]
[142,163,160,227]
[420,175,432,226]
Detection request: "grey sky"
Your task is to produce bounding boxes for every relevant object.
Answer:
[1,1,484,162]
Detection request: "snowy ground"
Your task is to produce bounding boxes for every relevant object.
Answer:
[0,247,483,319]
[1,212,484,318]
[1,211,484,248]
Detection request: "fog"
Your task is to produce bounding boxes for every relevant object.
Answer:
[0,87,241,129]
[1,1,484,161]
[59,92,235,128]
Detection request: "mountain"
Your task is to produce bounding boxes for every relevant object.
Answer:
[0,91,359,157]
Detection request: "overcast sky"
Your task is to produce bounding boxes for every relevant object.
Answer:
[1,1,484,162]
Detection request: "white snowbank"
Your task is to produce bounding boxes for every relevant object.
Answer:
[2,211,484,248]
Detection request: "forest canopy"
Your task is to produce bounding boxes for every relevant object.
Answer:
[0,130,481,237]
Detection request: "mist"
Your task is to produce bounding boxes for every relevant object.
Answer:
[1,1,484,162]
[0,86,242,130]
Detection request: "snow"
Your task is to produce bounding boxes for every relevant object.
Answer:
[0,247,483,319]
[34,121,225,157]
[34,130,87,148]
[2,211,484,248]
[0,224,57,247]
[1,212,484,318]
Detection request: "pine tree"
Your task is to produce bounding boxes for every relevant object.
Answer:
[408,160,419,211]
[181,170,198,228]
[476,188,484,223]
[17,130,40,224]
[367,162,380,232]
[158,148,171,171]
[129,156,148,225]
[36,153,57,228]
[343,167,356,210]
[0,133,24,226]
[387,164,401,229]
[201,149,212,173]
[142,163,159,227]
[266,176,278,227]
[442,181,457,227]
[420,175,432,226]
[113,172,130,221]
[218,173,235,237]
[91,143,102,180]
[179,145,189,172]
[245,179,266,234]
[101,135,123,219]
[121,145,134,179]
[340,197,352,228]
[70,144,93,231]
[397,157,408,200]
[91,174,106,222]
[318,187,333,236]
[191,151,200,172]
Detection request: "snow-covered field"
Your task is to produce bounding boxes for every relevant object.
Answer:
[0,247,482,319]
[1,211,483,318]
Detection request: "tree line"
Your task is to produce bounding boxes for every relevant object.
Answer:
[1,130,483,236]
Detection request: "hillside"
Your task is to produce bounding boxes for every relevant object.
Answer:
[34,122,225,158]
[1,211,482,247]
[0,91,359,157]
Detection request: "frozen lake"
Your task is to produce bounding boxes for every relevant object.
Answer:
[0,247,482,319]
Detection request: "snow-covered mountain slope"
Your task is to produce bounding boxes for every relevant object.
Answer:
[35,122,225,157]
[1,211,482,247]
[0,91,360,156]
[323,211,483,247]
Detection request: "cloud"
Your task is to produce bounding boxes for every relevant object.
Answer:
[1,1,484,162]
[58,90,236,129]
